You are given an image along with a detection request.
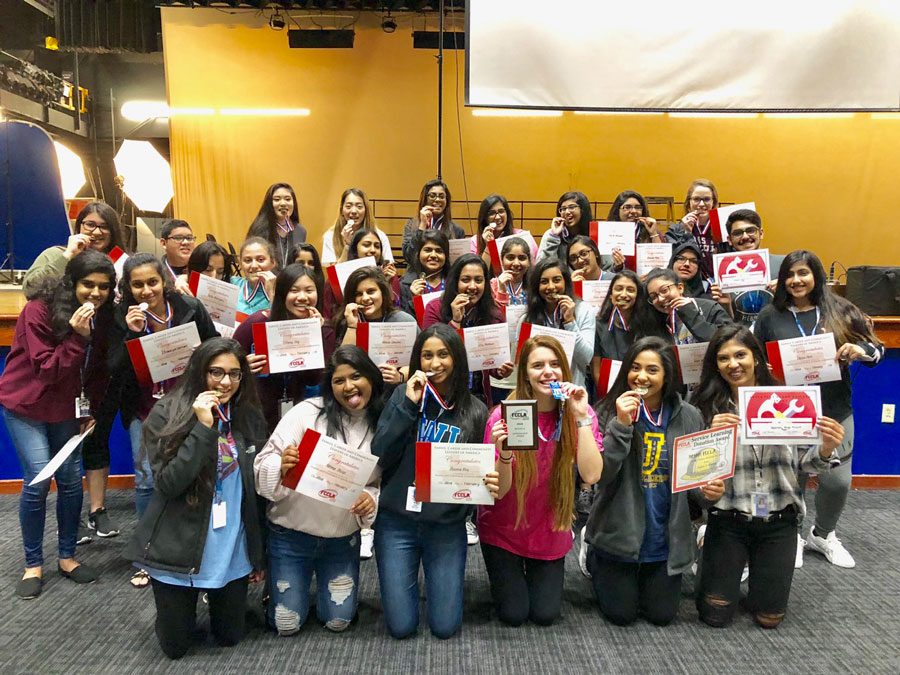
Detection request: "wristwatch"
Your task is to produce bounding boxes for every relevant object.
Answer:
[576,417,592,428]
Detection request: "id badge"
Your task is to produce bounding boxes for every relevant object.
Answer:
[406,486,422,513]
[751,492,769,518]
[212,500,227,529]
[75,396,92,419]
[278,398,293,420]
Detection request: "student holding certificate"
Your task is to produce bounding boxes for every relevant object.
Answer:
[346,228,400,307]
[233,237,278,316]
[401,178,465,264]
[754,250,883,568]
[233,264,335,433]
[125,338,266,660]
[0,251,115,599]
[479,336,603,626]
[585,337,724,626]
[246,182,308,269]
[254,346,383,635]
[607,190,663,246]
[372,325,499,639]
[521,258,596,388]
[400,230,450,318]
[645,268,731,346]
[691,325,846,629]
[665,179,721,280]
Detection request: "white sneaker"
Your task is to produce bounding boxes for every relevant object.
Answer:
[466,520,479,546]
[806,529,856,568]
[359,528,374,560]
[741,565,750,583]
[578,527,591,578]
[795,534,805,569]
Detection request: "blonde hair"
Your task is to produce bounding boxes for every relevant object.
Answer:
[331,188,377,260]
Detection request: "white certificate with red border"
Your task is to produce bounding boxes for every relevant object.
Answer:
[504,304,528,346]
[415,442,495,505]
[766,334,841,386]
[675,342,709,385]
[590,221,636,256]
[462,323,511,371]
[738,386,823,444]
[252,318,324,374]
[487,231,538,274]
[713,249,770,292]
[574,279,611,317]
[412,289,443,327]
[189,271,239,328]
[635,243,672,276]
[708,202,757,243]
[280,428,378,510]
[516,322,576,365]
[672,424,738,493]
[126,322,201,385]
[597,358,622,394]
[356,321,418,368]
[325,256,377,302]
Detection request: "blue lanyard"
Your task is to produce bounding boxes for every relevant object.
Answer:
[790,307,820,338]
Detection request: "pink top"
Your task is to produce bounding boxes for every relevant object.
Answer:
[477,404,603,560]
[468,228,537,257]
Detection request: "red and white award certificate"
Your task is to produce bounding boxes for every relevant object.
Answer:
[597,358,622,395]
[675,342,709,385]
[504,304,527,346]
[573,279,611,317]
[325,256,377,302]
[708,201,757,243]
[516,323,576,365]
[414,442,495,505]
[713,249,770,292]
[107,245,129,279]
[590,221,636,256]
[448,238,470,264]
[461,323,511,371]
[356,321,418,368]
[189,271,239,328]
[281,428,378,510]
[487,231,538,274]
[672,424,738,493]
[252,318,324,374]
[126,322,201,386]
[738,386,823,445]
[766,334,841,386]
[412,289,443,327]
[634,243,672,276]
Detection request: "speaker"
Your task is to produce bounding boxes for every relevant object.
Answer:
[287,29,355,49]
[412,31,466,50]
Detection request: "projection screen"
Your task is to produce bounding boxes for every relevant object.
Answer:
[466,0,900,111]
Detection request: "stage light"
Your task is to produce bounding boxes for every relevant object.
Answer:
[113,140,174,213]
[269,11,286,31]
[121,100,169,122]
[219,108,310,117]
[53,141,86,199]
[381,13,397,33]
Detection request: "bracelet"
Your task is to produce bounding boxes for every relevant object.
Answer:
[576,417,592,428]
[499,453,513,463]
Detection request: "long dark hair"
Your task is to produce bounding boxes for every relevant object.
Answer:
[437,254,499,325]
[188,241,233,280]
[524,257,576,325]
[74,201,124,253]
[247,182,302,240]
[33,249,116,341]
[417,178,454,236]
[290,242,325,290]
[119,252,175,305]
[691,324,775,424]
[607,190,650,221]
[556,191,592,237]
[315,345,385,442]
[409,324,484,442]
[347,227,384,264]
[597,336,683,422]
[149,338,262,507]
[476,194,514,254]
[596,269,655,336]
[333,267,397,340]
[407,230,450,277]
[270,264,323,321]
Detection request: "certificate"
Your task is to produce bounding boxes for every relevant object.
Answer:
[504,304,528,345]
[739,386,822,445]
[126,322,202,386]
[675,342,709,385]
[108,245,128,280]
[590,221,635,256]
[671,424,738,493]
[415,442,495,505]
[30,424,94,486]
[462,323,511,371]
[252,318,324,374]
[596,358,622,395]
[502,399,537,451]
[448,238,470,264]
[516,323,576,366]
[356,321,418,367]
[281,428,378,510]
[635,243,672,276]
[189,271,239,327]
[766,333,841,386]
[325,256,377,302]
[713,249,770,292]
[708,201,757,243]
[487,231,538,274]
[573,279,611,317]
[412,289,443,327]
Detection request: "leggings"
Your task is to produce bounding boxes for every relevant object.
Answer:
[480,543,565,626]
[799,414,853,534]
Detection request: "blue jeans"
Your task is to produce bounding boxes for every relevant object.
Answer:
[128,419,154,517]
[3,409,81,567]
[374,510,467,639]
[266,523,361,634]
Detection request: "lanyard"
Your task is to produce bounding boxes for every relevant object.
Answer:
[423,272,445,293]
[79,342,92,397]
[461,305,477,328]
[276,218,294,236]
[608,307,629,332]
[144,301,173,333]
[506,280,526,304]
[215,401,231,428]
[163,259,179,282]
[790,307,820,338]
[537,407,564,442]
[639,400,664,427]
[243,278,270,305]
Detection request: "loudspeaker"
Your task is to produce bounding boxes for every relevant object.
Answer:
[846,266,900,316]
[287,29,354,49]
[412,31,466,50]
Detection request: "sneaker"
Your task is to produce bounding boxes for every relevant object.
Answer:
[76,520,92,546]
[465,520,479,546]
[806,529,856,568]
[577,527,591,578]
[795,533,805,569]
[88,507,120,538]
[741,565,750,583]
[359,528,374,560]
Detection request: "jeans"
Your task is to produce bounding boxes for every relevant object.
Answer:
[374,510,467,639]
[128,419,154,517]
[587,550,682,626]
[480,543,565,626]
[267,523,361,634]
[3,409,81,567]
[799,414,854,534]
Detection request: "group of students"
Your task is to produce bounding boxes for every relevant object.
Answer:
[0,177,884,659]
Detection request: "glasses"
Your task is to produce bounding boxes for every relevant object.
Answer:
[673,255,699,266]
[426,192,446,202]
[167,235,196,243]
[730,225,760,238]
[648,283,679,303]
[486,208,506,218]
[620,204,643,212]
[81,222,110,233]
[558,205,580,214]
[568,249,593,265]
[690,196,714,204]
[208,367,243,382]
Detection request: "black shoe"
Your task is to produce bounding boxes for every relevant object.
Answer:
[76,520,93,546]
[16,576,42,599]
[88,507,120,538]
[58,563,98,584]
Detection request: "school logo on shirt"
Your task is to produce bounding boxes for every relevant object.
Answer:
[641,432,667,487]
[417,418,461,443]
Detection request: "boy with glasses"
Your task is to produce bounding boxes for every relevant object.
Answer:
[159,219,196,281]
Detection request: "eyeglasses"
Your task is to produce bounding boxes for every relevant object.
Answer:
[648,283,679,303]
[558,204,580,214]
[426,192,446,202]
[81,222,110,233]
[730,225,760,238]
[166,235,196,243]
[690,196,714,204]
[673,255,699,266]
[486,208,506,218]
[620,204,643,212]
[208,367,243,382]
[568,249,593,265]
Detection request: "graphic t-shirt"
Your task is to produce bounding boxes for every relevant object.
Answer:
[637,406,671,562]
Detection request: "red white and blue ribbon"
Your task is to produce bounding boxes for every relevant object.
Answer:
[545,302,563,328]
[420,378,453,413]
[506,280,526,304]
[242,279,270,304]
[143,301,173,332]
[608,306,629,332]
[639,399,664,427]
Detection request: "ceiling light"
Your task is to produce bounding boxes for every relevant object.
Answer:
[121,100,169,122]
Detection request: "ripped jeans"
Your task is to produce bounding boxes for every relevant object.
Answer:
[266,522,360,635]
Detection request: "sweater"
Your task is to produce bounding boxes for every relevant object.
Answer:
[22,246,68,299]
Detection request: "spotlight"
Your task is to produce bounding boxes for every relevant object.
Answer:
[381,13,397,33]
[269,11,286,31]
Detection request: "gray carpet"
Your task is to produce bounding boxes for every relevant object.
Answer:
[1,489,898,674]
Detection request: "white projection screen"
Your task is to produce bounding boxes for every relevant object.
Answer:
[466,0,900,111]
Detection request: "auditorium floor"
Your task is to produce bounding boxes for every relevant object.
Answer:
[0,489,897,674]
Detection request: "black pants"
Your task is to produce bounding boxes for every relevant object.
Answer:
[150,575,249,659]
[588,550,682,626]
[480,543,565,626]
[81,376,122,471]
[697,508,797,628]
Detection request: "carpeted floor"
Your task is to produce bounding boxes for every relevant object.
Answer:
[0,489,898,674]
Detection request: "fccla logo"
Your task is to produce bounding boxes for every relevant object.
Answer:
[290,357,305,367]
[172,363,186,375]
[453,489,471,500]
[718,252,764,281]
[318,489,337,501]
[746,391,817,432]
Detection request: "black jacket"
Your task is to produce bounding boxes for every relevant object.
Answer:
[124,396,268,575]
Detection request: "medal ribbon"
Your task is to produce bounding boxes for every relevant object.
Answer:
[608,306,629,332]
[640,400,664,427]
[143,301,173,332]
[276,218,294,236]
